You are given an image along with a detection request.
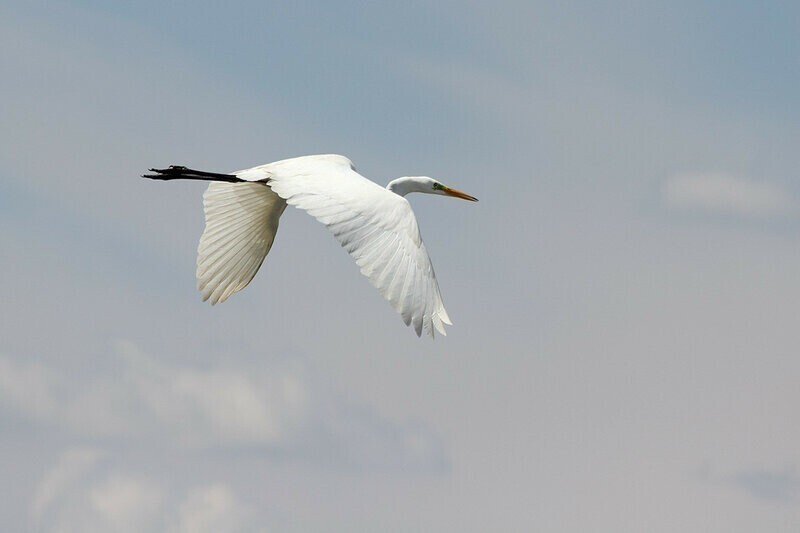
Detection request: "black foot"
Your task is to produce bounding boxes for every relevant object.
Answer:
[142,166,243,183]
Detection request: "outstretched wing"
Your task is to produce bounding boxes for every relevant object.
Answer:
[197,181,286,304]
[244,154,451,337]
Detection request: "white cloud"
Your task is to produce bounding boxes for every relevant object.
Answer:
[116,341,290,447]
[88,475,164,533]
[663,172,792,217]
[0,343,445,472]
[0,348,298,447]
[31,449,258,533]
[169,485,256,533]
[31,448,101,521]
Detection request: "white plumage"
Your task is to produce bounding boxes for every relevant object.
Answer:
[145,154,477,337]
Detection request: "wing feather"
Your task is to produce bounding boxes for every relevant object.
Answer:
[197,181,286,305]
[256,155,450,336]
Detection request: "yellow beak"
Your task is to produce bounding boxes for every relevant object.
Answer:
[443,186,478,202]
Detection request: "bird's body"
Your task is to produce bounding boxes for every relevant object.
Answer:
[144,154,477,337]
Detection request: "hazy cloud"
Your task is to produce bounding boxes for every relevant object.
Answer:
[663,172,792,217]
[0,356,58,421]
[88,474,165,532]
[170,485,257,533]
[9,338,447,531]
[734,466,800,503]
[31,448,102,521]
[3,1,800,531]
[31,449,259,533]
[0,343,446,472]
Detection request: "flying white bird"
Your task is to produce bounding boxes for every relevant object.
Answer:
[143,154,477,337]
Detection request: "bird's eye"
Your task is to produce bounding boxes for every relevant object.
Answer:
[432,182,444,190]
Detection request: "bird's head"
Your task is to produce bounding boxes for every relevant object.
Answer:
[388,176,478,201]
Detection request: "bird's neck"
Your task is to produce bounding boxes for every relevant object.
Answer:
[386,177,430,197]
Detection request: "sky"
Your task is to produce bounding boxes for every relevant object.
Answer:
[1,0,799,531]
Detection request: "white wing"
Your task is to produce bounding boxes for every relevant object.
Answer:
[197,181,286,304]
[243,154,451,337]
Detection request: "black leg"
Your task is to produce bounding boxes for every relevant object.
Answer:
[142,166,244,183]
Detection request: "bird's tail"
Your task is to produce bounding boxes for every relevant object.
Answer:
[142,165,244,183]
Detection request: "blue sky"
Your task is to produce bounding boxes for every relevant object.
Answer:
[1,1,800,531]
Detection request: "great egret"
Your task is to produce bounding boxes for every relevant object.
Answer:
[143,154,477,337]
